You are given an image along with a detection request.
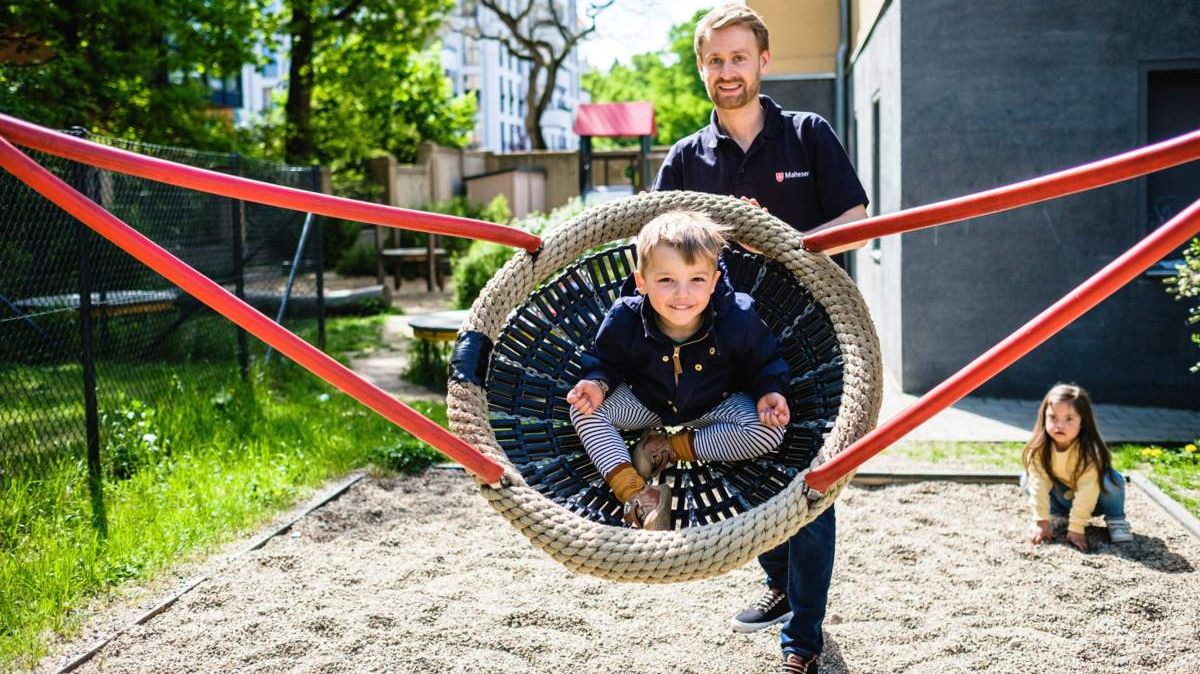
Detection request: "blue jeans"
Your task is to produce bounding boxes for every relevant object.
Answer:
[1044,469,1127,520]
[758,505,836,659]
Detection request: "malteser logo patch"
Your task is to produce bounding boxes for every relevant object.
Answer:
[775,171,810,183]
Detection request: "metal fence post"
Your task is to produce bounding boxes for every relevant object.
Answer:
[72,146,107,536]
[313,165,326,351]
[230,153,249,379]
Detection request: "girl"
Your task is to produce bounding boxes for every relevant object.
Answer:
[1022,383,1132,551]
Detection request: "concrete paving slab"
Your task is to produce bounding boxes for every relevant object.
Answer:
[881,377,1200,443]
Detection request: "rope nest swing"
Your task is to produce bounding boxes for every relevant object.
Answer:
[447,191,883,583]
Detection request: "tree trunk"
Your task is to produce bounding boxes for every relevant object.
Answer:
[524,63,546,149]
[284,0,316,164]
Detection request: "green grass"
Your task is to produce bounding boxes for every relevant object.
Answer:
[888,441,1200,519]
[885,441,1025,471]
[1111,442,1200,519]
[0,312,444,671]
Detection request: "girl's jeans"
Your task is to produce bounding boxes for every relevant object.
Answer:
[1022,469,1127,520]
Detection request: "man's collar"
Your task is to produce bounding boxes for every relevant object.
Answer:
[701,95,785,149]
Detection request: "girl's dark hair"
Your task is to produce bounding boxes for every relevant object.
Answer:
[1021,383,1112,490]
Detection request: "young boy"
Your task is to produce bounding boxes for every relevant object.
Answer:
[567,210,791,530]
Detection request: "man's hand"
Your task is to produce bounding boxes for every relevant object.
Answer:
[735,196,767,254]
[566,380,606,416]
[756,392,790,428]
[804,204,869,255]
[1066,530,1089,552]
[1029,520,1052,545]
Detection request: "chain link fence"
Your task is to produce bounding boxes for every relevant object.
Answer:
[0,132,325,477]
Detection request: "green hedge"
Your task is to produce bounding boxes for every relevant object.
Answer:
[451,198,586,309]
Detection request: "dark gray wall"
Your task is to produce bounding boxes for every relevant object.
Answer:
[898,0,1200,408]
[760,77,835,124]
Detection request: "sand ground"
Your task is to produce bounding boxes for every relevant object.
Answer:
[36,465,1200,674]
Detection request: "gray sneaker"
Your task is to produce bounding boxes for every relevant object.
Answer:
[1107,518,1133,542]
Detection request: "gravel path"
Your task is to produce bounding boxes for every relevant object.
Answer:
[39,468,1200,674]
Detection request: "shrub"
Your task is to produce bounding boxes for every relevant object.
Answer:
[1166,237,1200,372]
[418,195,512,259]
[335,239,378,277]
[450,197,586,309]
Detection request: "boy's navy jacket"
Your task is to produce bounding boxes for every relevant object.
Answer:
[578,273,789,426]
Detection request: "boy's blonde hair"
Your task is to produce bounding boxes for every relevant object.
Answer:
[636,210,728,272]
[694,4,770,58]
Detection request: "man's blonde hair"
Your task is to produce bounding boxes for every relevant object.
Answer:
[636,211,728,272]
[694,4,770,58]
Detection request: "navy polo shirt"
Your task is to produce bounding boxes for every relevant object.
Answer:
[653,95,868,232]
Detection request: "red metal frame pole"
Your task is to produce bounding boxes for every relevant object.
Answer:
[0,113,541,253]
[0,133,507,487]
[805,128,1200,253]
[806,196,1200,493]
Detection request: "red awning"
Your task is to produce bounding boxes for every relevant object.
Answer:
[573,102,656,138]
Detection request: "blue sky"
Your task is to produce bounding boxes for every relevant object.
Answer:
[578,0,736,71]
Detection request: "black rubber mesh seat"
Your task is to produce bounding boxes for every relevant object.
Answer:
[485,244,843,529]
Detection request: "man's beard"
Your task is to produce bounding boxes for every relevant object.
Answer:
[710,77,760,110]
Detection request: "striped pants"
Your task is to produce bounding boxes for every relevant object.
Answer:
[570,385,785,479]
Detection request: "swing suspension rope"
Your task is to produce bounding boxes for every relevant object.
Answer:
[3,113,1200,579]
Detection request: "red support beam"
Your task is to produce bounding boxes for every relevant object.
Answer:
[806,196,1200,493]
[0,113,541,253]
[805,128,1200,253]
[0,133,507,487]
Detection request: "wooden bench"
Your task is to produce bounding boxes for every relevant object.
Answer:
[380,246,448,292]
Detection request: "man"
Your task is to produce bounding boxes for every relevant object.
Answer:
[652,5,869,674]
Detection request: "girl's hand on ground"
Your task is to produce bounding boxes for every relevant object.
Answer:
[566,380,605,415]
[1066,531,1089,552]
[1029,520,1052,545]
[756,392,790,428]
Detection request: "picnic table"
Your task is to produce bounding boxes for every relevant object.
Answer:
[380,246,448,292]
[407,309,467,342]
[405,310,467,388]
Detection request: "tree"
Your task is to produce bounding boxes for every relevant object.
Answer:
[307,38,476,168]
[278,0,471,165]
[470,0,613,150]
[581,9,711,147]
[0,0,265,150]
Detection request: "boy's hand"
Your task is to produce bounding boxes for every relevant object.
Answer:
[567,380,606,415]
[756,392,790,428]
[1029,520,1052,545]
[1066,530,1089,552]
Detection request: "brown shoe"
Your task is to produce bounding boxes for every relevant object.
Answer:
[631,430,677,479]
[622,483,673,530]
[778,652,819,674]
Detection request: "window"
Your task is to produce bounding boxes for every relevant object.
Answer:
[1144,66,1200,234]
[207,73,243,108]
[870,96,882,259]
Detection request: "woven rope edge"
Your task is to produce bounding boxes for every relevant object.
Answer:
[446,191,882,583]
